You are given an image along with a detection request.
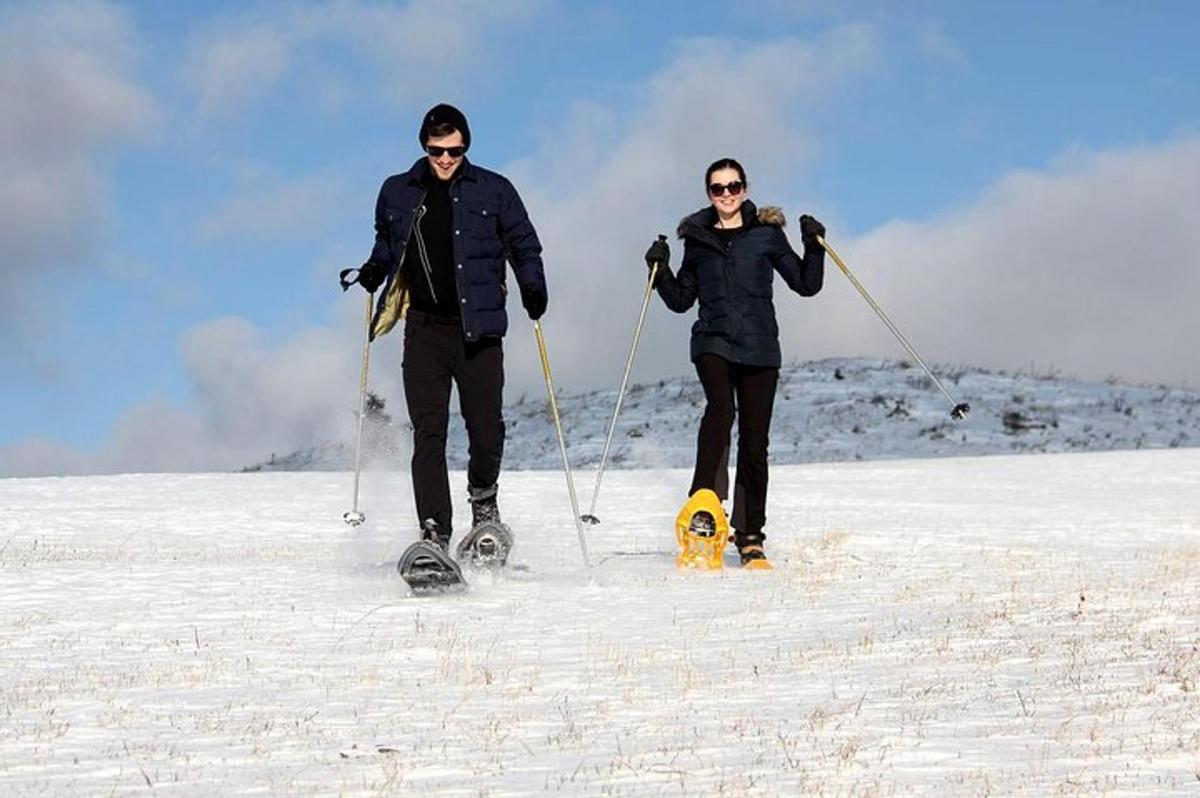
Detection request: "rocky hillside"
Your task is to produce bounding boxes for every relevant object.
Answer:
[243,358,1199,472]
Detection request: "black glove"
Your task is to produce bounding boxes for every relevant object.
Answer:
[355,261,388,293]
[644,236,669,269]
[644,235,669,283]
[799,214,826,245]
[520,284,547,321]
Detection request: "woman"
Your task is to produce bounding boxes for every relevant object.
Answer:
[644,158,825,567]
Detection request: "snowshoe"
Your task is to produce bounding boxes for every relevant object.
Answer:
[397,540,466,594]
[455,520,513,569]
[738,544,773,571]
[674,489,729,570]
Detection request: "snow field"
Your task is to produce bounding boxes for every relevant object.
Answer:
[1,450,1199,794]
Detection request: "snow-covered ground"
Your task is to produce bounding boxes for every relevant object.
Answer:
[3,451,1199,794]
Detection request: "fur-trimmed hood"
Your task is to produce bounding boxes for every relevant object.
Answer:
[676,200,785,239]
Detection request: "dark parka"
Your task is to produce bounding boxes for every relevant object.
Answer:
[656,200,824,367]
[366,157,546,342]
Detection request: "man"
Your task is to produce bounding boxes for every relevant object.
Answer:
[354,103,547,573]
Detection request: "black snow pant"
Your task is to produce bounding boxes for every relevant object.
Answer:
[689,353,779,546]
[402,310,504,537]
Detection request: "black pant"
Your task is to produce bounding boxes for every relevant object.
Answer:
[690,354,779,543]
[402,311,504,535]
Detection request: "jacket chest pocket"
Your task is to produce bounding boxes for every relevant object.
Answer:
[464,202,500,239]
[384,208,413,242]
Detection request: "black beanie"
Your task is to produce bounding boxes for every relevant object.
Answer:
[419,103,471,150]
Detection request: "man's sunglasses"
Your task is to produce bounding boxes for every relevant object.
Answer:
[708,180,745,197]
[426,145,467,158]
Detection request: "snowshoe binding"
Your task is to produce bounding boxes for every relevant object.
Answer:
[456,485,513,569]
[397,520,465,594]
[455,521,513,569]
[674,489,729,570]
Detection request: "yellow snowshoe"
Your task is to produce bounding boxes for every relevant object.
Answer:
[674,489,729,570]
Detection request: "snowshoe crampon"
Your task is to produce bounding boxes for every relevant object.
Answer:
[397,541,466,594]
[455,521,513,569]
[674,489,729,570]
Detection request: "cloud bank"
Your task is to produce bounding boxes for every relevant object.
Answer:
[784,137,1200,387]
[0,1,157,335]
[181,0,546,118]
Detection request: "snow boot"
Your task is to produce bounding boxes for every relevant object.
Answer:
[735,530,773,571]
[470,485,501,527]
[456,485,513,568]
[674,489,729,569]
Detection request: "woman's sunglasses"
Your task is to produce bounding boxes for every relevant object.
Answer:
[426,145,467,158]
[708,180,745,197]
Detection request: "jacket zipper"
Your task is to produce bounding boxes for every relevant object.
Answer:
[411,203,438,304]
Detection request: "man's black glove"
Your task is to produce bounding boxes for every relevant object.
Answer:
[644,235,669,283]
[355,261,388,293]
[799,214,826,245]
[521,284,547,321]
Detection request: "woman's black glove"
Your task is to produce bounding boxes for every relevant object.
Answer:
[644,235,669,282]
[799,214,826,246]
[355,261,388,293]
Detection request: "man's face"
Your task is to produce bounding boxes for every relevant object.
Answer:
[425,130,466,181]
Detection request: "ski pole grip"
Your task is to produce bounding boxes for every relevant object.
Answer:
[652,234,672,277]
[655,233,667,263]
[338,267,360,292]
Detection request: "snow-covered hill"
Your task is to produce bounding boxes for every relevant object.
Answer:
[3,451,1198,793]
[246,357,1200,472]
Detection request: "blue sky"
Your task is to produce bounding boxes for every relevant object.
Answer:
[2,0,1198,475]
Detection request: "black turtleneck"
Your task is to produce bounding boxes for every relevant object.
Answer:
[402,171,459,317]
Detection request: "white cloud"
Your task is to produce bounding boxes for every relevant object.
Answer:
[0,304,408,476]
[196,171,348,240]
[181,24,291,118]
[182,0,546,117]
[794,136,1200,387]
[0,0,157,331]
[916,20,968,70]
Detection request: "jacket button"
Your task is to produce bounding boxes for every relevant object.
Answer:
[457,264,463,269]
[482,210,488,216]
[460,298,467,304]
[455,230,460,235]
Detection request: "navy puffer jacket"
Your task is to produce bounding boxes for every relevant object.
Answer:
[656,201,824,367]
[366,157,545,342]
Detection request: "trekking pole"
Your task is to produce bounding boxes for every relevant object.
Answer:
[817,236,970,420]
[339,268,373,525]
[533,320,592,573]
[581,235,667,525]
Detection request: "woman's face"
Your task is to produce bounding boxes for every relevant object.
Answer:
[707,167,746,217]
